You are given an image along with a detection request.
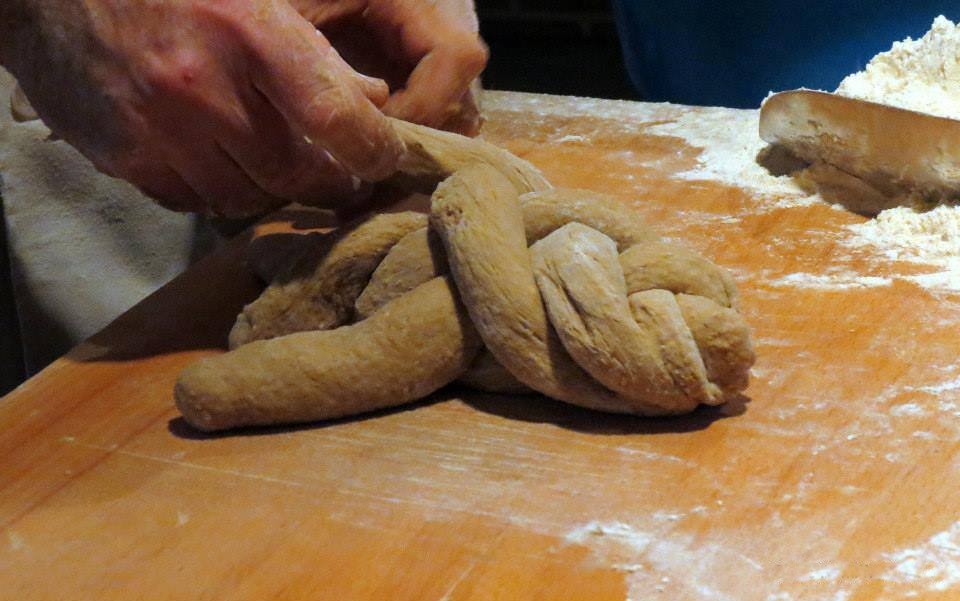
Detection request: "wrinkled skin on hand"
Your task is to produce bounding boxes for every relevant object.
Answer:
[0,0,486,217]
[292,0,485,135]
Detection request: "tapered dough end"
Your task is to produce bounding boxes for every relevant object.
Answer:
[391,117,552,194]
[175,277,483,432]
[676,294,755,395]
[175,363,244,432]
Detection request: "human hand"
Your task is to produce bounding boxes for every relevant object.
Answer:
[1,0,405,217]
[293,0,487,136]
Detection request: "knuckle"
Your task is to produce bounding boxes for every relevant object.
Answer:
[142,50,210,94]
[305,85,351,132]
[194,0,254,37]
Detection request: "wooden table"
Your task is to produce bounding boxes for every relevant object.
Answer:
[4,91,960,600]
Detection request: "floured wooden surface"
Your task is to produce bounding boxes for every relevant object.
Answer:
[3,91,960,600]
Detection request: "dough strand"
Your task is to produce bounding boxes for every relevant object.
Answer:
[175,120,755,431]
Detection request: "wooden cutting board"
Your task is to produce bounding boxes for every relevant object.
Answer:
[4,91,960,601]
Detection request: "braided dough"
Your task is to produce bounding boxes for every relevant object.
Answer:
[175,120,755,431]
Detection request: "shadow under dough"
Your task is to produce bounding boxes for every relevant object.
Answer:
[459,388,751,436]
[168,386,751,440]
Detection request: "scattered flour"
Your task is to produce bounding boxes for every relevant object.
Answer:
[882,521,960,592]
[766,272,892,291]
[495,77,960,294]
[798,566,842,582]
[845,205,960,292]
[889,403,927,417]
[646,109,810,200]
[553,134,588,144]
[486,90,818,209]
[7,530,26,551]
[836,16,960,120]
[566,520,655,550]
[565,520,764,600]
[920,375,960,394]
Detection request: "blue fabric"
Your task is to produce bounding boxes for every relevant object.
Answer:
[612,1,960,107]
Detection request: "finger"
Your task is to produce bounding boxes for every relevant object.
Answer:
[217,85,363,206]
[308,30,392,105]
[302,33,391,105]
[362,3,488,128]
[242,4,402,182]
[291,5,402,96]
[438,79,483,136]
[380,37,487,128]
[353,71,390,107]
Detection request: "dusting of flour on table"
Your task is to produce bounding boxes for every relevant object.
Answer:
[564,520,766,600]
[881,520,960,593]
[831,16,960,292]
[767,272,892,291]
[846,205,960,291]
[642,100,960,292]
[647,109,810,201]
[836,15,960,120]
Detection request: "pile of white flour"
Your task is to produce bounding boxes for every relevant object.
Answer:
[836,15,960,120]
[837,16,960,291]
[651,16,960,293]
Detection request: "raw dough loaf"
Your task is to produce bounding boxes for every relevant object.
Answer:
[175,121,755,431]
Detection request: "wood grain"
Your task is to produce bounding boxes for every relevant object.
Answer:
[3,92,960,600]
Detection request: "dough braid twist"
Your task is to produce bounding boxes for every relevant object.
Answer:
[175,121,755,431]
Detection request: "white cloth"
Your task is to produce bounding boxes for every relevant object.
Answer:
[0,68,219,376]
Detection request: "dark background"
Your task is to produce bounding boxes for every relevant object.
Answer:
[0,193,23,396]
[477,0,638,100]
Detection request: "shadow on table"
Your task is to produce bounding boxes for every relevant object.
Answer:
[166,396,445,440]
[168,387,749,441]
[459,389,751,436]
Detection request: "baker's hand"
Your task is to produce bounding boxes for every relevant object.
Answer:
[293,0,488,136]
[1,0,405,217]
